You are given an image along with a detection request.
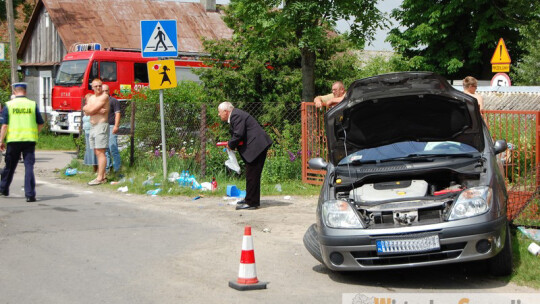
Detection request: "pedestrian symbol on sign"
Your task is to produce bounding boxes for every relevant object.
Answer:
[143,22,177,53]
[160,66,171,85]
[147,60,177,90]
[140,20,178,57]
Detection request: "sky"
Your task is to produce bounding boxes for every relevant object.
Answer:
[182,0,402,51]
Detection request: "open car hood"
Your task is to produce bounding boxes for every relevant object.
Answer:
[325,72,485,165]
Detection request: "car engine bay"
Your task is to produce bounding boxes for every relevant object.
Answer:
[335,170,482,228]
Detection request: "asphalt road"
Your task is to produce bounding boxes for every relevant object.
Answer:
[0,151,538,304]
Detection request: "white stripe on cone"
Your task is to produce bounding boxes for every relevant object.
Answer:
[242,236,254,250]
[238,263,257,280]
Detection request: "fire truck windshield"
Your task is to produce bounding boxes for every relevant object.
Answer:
[55,59,89,86]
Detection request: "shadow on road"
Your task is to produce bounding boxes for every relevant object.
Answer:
[311,261,508,289]
[259,200,293,209]
[36,193,79,202]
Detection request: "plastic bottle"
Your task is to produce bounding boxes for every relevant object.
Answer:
[186,174,195,187]
[184,171,190,186]
[178,170,186,186]
[191,178,202,190]
[146,188,161,195]
[211,177,218,191]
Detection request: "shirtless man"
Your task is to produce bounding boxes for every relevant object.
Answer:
[463,76,484,111]
[314,81,346,108]
[83,78,110,185]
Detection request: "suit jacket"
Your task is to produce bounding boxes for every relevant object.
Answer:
[228,108,272,163]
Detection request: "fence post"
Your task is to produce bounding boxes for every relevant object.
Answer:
[535,112,540,188]
[129,100,136,167]
[301,102,307,183]
[200,103,207,177]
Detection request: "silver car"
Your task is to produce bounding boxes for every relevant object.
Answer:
[304,72,512,276]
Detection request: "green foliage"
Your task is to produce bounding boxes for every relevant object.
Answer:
[511,3,540,85]
[0,86,9,106]
[0,0,25,21]
[218,0,387,103]
[262,121,302,183]
[484,113,537,185]
[131,81,209,152]
[388,0,533,79]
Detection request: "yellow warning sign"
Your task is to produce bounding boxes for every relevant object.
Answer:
[492,64,510,73]
[147,60,177,90]
[490,38,511,64]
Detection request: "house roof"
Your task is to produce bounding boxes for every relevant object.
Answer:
[18,0,232,57]
[453,86,540,111]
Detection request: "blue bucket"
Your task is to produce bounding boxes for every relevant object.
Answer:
[226,185,240,197]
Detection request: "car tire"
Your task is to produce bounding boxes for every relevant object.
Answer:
[303,224,324,265]
[488,223,513,276]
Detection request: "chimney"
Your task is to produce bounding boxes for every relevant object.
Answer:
[200,0,216,11]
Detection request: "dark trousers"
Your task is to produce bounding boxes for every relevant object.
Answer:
[0,142,36,198]
[243,148,268,207]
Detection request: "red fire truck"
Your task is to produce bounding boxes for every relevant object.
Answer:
[51,44,207,134]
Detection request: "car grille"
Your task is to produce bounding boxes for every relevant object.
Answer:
[351,242,466,266]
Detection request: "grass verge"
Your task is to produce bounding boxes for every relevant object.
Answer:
[507,227,540,289]
[60,158,321,197]
[37,132,78,150]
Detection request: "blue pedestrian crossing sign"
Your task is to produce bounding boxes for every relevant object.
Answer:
[140,20,178,58]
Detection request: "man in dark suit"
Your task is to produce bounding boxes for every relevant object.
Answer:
[218,102,272,210]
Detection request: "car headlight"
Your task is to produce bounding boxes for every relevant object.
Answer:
[322,200,364,228]
[448,186,492,221]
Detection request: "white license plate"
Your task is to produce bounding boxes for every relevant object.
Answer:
[376,235,440,255]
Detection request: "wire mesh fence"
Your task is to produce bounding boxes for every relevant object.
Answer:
[125,100,303,180]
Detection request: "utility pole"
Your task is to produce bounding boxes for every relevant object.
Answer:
[6,0,19,84]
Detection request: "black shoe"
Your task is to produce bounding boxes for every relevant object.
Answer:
[0,190,8,196]
[236,199,246,205]
[236,203,259,210]
[26,196,36,202]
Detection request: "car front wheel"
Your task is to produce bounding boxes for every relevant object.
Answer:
[488,223,513,276]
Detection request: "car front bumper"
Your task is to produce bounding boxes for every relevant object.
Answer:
[317,216,507,270]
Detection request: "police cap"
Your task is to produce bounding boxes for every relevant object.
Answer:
[12,82,28,90]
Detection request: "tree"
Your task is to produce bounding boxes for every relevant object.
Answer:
[387,0,533,80]
[222,0,386,103]
[0,0,24,21]
[512,3,540,85]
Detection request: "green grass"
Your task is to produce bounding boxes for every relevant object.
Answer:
[37,132,78,150]
[507,228,540,289]
[60,158,321,197]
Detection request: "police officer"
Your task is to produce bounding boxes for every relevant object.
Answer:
[0,83,44,202]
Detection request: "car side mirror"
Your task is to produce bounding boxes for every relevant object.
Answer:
[494,140,507,155]
[308,157,328,170]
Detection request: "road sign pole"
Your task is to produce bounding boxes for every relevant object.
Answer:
[159,88,168,181]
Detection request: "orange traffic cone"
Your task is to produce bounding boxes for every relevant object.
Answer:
[229,226,267,291]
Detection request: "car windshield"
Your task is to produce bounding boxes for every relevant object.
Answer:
[55,60,89,86]
[339,141,479,165]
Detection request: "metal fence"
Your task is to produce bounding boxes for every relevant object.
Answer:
[127,101,302,176]
[301,102,540,221]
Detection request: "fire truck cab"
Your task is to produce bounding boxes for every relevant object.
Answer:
[51,44,205,134]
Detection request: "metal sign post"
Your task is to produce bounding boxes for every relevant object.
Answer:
[159,88,167,181]
[146,59,177,181]
[142,20,178,182]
